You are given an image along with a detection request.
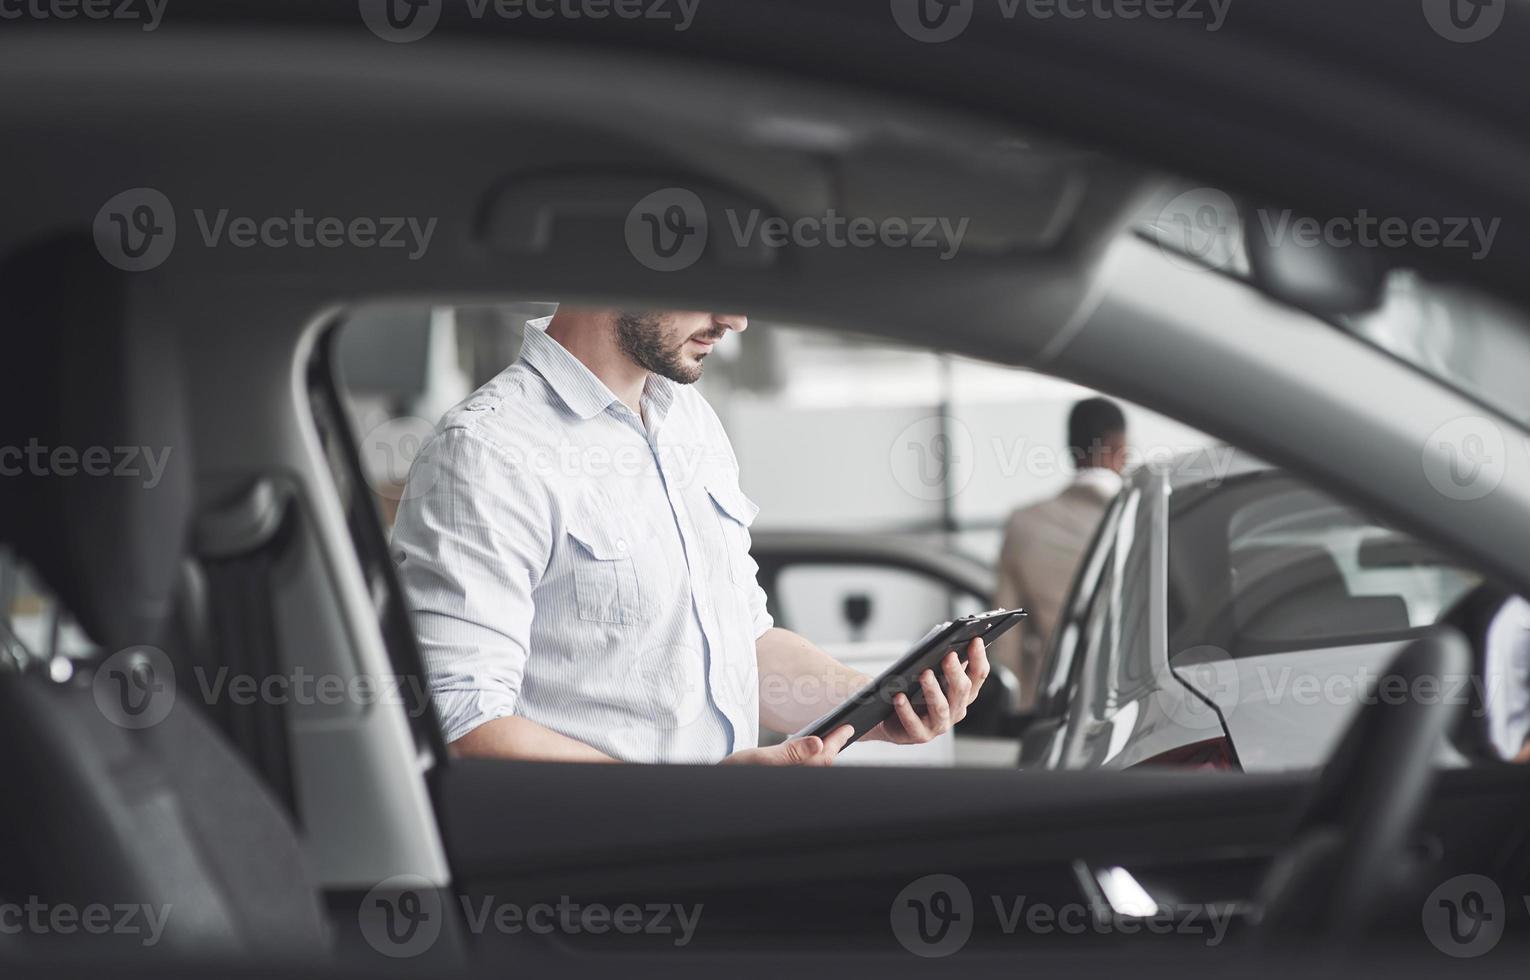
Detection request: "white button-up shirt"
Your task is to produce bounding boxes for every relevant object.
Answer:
[391,319,772,763]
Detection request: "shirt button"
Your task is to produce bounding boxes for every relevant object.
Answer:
[616,539,628,552]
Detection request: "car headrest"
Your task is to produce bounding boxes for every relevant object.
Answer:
[1232,544,1349,598]
[1232,544,1411,643]
[0,234,192,651]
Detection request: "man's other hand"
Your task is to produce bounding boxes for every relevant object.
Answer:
[867,637,989,745]
[721,725,855,766]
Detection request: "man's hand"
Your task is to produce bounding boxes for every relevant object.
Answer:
[721,724,855,766]
[866,638,989,745]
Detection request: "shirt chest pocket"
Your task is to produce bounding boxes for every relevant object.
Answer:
[704,479,761,587]
[566,517,644,625]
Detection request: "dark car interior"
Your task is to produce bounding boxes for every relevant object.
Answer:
[4,2,1530,977]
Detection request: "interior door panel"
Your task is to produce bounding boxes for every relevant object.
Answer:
[433,761,1530,957]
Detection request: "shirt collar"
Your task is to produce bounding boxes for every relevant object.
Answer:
[1072,466,1124,499]
[519,316,678,425]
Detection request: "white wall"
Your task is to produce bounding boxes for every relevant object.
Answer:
[721,329,1216,648]
[728,341,1215,539]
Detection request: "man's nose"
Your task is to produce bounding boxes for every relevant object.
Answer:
[714,313,748,333]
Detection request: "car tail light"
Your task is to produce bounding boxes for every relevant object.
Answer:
[1131,738,1240,771]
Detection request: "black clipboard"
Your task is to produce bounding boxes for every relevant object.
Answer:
[793,608,1027,746]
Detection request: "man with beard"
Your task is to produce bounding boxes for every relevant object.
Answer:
[391,308,989,765]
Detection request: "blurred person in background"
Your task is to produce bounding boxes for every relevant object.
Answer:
[993,397,1128,710]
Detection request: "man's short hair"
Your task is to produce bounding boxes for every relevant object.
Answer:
[1068,397,1127,467]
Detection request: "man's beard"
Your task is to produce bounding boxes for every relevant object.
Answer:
[614,311,717,385]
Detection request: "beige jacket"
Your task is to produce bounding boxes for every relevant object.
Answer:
[993,469,1121,709]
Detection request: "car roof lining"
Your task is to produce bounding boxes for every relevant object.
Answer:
[9,27,1510,600]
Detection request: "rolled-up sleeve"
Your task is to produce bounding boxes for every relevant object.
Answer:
[743,533,775,640]
[390,424,552,744]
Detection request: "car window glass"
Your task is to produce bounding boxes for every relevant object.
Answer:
[1038,496,1126,708]
[1346,270,1530,428]
[1113,488,1157,700]
[774,564,984,648]
[0,548,99,667]
[1082,490,1139,720]
[1168,475,1481,660]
